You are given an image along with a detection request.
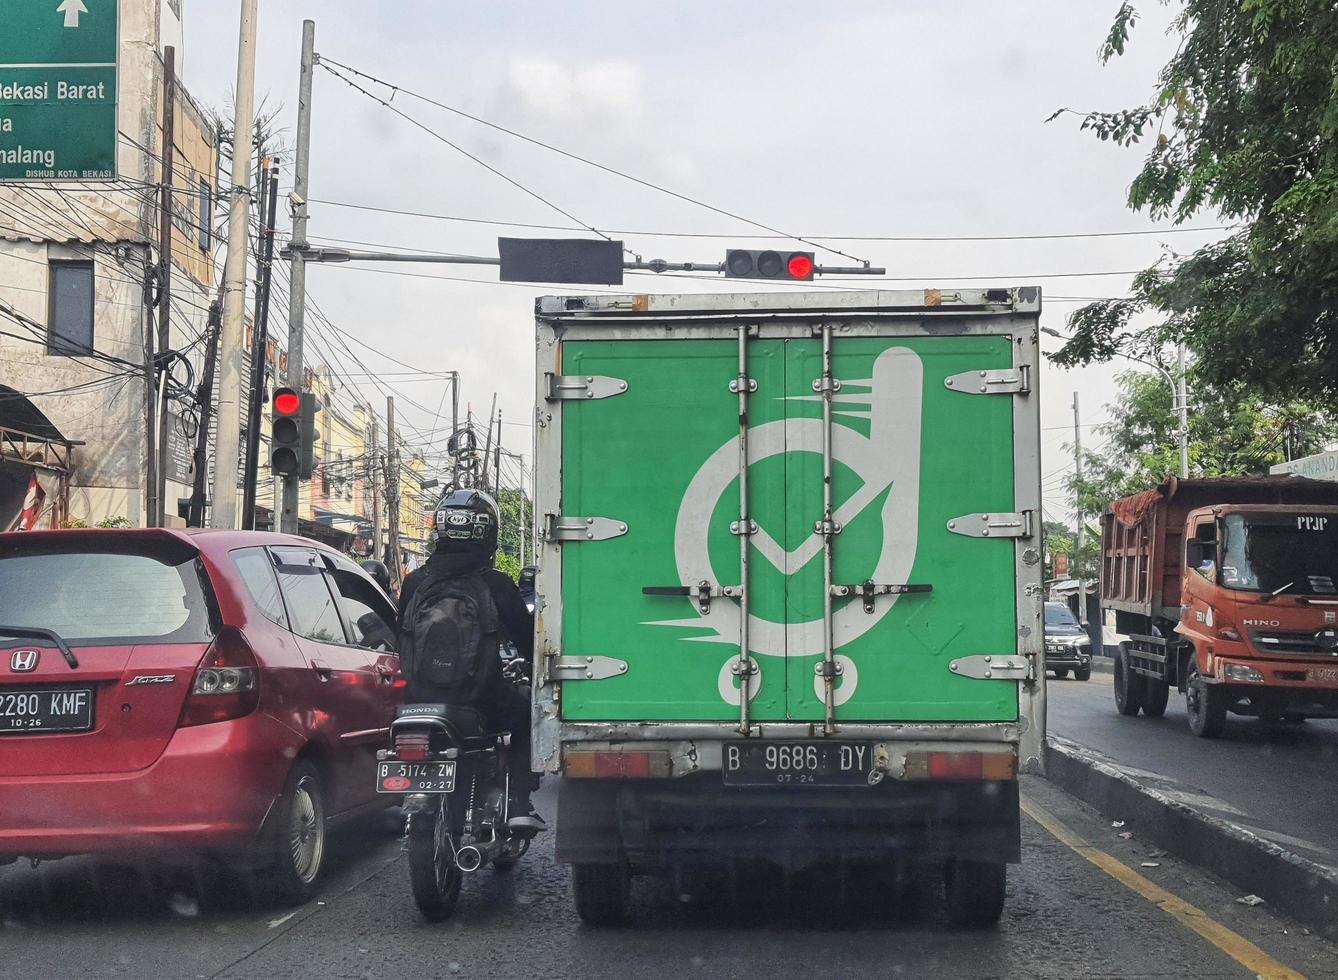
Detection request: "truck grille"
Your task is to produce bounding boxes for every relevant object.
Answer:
[1250,629,1338,656]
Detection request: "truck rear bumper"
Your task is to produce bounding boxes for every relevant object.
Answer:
[557,775,1020,871]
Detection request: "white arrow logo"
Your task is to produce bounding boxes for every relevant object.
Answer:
[57,0,88,29]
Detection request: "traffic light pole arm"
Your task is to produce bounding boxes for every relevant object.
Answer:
[281,245,886,277]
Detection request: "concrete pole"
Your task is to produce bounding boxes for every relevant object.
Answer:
[387,397,402,586]
[1176,344,1190,479]
[281,19,316,534]
[369,407,381,559]
[154,46,176,527]
[1073,391,1086,626]
[209,0,259,529]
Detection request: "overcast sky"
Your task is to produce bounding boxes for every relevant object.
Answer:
[181,1,1224,523]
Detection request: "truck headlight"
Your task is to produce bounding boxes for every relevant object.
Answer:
[1225,664,1264,682]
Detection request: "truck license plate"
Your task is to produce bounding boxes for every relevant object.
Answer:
[376,761,456,794]
[722,741,875,786]
[1308,667,1338,683]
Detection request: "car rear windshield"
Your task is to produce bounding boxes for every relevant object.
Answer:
[0,538,215,645]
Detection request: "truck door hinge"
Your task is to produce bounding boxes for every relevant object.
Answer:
[643,581,742,615]
[943,365,1030,395]
[948,655,1029,680]
[830,581,933,613]
[946,511,1034,539]
[544,373,629,401]
[543,514,628,542]
[548,656,629,681]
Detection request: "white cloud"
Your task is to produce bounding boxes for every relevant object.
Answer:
[500,57,644,129]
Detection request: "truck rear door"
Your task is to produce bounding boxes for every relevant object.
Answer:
[540,293,1038,732]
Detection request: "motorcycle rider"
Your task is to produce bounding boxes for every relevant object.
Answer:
[398,488,545,834]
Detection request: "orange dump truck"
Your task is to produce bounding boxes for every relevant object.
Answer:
[1100,476,1338,737]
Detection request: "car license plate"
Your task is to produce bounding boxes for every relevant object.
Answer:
[722,741,875,786]
[1308,667,1338,683]
[0,686,94,735]
[376,760,456,794]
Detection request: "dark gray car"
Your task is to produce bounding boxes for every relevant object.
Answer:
[1045,601,1092,680]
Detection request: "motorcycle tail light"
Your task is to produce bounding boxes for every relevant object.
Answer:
[395,732,431,762]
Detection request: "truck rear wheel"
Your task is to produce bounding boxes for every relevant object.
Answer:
[1141,678,1170,718]
[1113,647,1144,716]
[572,862,630,925]
[944,859,1006,928]
[1185,659,1226,738]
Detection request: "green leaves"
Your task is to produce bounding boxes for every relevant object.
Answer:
[1053,0,1338,404]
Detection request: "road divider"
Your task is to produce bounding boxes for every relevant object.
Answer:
[1045,734,1338,941]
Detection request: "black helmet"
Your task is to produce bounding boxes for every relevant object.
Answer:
[434,488,500,555]
[359,558,392,594]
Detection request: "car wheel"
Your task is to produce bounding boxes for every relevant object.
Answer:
[1113,646,1144,716]
[944,859,1006,928]
[573,861,630,925]
[1141,678,1170,717]
[1053,668,1069,679]
[1073,664,1092,681]
[1185,658,1226,738]
[256,760,327,905]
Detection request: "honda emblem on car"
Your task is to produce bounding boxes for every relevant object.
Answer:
[9,649,40,673]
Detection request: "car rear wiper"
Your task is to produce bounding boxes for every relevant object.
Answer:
[0,625,79,668]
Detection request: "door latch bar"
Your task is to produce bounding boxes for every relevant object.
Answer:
[549,656,629,681]
[948,654,1029,680]
[830,581,933,613]
[643,581,742,615]
[943,365,1030,395]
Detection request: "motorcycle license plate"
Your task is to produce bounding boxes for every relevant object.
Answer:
[376,760,456,794]
[722,741,875,786]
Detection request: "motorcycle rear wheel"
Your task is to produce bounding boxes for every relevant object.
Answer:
[408,805,463,921]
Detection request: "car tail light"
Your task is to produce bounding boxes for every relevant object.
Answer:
[564,750,672,779]
[179,627,260,727]
[904,751,1016,781]
[395,732,431,761]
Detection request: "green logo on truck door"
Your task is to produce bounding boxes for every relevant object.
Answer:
[651,346,922,709]
[559,335,1019,724]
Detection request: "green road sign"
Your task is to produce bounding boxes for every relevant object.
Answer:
[0,0,118,181]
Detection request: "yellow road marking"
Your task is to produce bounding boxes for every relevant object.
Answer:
[1021,796,1306,980]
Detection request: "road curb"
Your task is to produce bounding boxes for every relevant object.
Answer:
[1043,734,1338,940]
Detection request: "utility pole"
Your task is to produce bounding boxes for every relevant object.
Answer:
[369,407,381,560]
[154,46,176,527]
[281,19,316,535]
[386,396,402,585]
[187,302,221,527]
[1073,391,1086,626]
[1176,345,1189,479]
[242,161,280,529]
[210,0,260,529]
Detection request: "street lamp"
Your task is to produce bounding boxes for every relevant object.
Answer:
[1041,327,1189,479]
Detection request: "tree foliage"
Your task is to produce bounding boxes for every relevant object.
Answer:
[1049,1,1338,401]
[1067,368,1337,519]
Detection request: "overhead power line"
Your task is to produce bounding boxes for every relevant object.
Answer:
[317,55,873,266]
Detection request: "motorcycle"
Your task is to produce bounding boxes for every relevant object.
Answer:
[376,653,534,921]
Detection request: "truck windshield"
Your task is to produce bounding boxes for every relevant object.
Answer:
[1219,513,1338,596]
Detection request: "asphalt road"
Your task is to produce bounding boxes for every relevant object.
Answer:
[3,777,1336,980]
[1048,669,1338,864]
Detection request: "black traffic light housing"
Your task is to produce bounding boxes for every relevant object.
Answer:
[724,249,815,282]
[270,387,320,480]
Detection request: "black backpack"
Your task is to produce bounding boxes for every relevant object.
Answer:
[400,569,502,703]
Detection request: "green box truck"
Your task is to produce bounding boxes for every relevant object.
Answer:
[532,287,1045,926]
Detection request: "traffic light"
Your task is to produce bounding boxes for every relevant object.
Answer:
[270,387,320,479]
[724,249,815,282]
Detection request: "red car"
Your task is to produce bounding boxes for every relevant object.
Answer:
[0,528,403,903]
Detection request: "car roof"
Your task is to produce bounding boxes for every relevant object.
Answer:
[0,526,339,558]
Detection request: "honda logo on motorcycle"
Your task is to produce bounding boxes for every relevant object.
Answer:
[9,649,39,673]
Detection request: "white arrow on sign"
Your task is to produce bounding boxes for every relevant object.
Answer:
[57,0,88,29]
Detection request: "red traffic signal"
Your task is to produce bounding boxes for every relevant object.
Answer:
[723,249,816,282]
[273,389,301,416]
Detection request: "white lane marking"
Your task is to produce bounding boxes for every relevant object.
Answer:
[267,911,298,929]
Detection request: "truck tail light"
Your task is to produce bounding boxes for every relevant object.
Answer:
[564,750,672,779]
[179,627,260,727]
[905,751,1016,781]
